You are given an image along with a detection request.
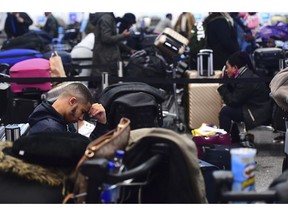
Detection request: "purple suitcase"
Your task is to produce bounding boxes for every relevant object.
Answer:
[9,58,52,93]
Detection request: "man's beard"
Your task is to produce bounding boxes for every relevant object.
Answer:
[70,106,78,121]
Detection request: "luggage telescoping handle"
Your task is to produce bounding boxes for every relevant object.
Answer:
[197,49,214,77]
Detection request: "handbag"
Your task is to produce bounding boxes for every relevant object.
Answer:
[63,117,131,203]
[192,133,232,159]
[49,51,66,78]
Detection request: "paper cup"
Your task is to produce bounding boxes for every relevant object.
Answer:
[230,148,257,192]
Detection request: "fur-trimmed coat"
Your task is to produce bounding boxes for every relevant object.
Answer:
[0,141,71,203]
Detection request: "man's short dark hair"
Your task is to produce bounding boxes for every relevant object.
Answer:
[62,83,93,104]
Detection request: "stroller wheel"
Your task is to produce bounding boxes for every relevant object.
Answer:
[177,122,186,133]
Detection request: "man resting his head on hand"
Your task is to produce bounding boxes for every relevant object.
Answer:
[28,82,108,140]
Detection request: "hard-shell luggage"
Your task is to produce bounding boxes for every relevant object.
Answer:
[9,58,52,93]
[0,49,43,67]
[186,70,223,129]
[154,27,189,58]
[201,144,242,170]
[6,96,41,124]
[253,47,285,76]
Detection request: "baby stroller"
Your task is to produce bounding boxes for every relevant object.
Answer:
[77,128,207,203]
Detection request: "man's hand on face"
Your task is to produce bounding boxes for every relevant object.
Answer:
[89,103,107,124]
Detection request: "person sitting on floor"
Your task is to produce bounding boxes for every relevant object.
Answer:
[217,51,273,143]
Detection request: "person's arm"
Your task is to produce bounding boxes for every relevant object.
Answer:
[87,103,109,140]
[88,103,106,124]
[100,15,129,44]
[218,82,254,107]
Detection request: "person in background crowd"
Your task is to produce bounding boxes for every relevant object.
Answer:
[36,12,59,38]
[173,12,195,39]
[4,12,33,39]
[70,32,95,86]
[229,12,252,53]
[28,82,108,140]
[238,12,259,54]
[203,12,240,70]
[116,12,137,56]
[153,13,173,34]
[239,12,260,38]
[91,12,131,86]
[217,51,272,143]
[117,13,136,34]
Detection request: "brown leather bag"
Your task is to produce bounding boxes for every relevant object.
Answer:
[63,117,131,203]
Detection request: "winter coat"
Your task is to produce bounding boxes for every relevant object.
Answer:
[217,66,273,129]
[203,13,240,70]
[91,13,127,77]
[28,100,108,140]
[0,141,70,203]
[42,14,59,38]
[0,128,91,203]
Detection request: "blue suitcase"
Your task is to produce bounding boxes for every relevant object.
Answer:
[0,49,43,67]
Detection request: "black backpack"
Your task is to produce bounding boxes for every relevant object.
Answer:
[124,46,172,91]
[1,30,52,53]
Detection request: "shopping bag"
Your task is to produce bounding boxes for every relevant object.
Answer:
[191,123,232,158]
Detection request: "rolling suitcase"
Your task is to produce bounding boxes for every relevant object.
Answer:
[6,97,40,124]
[9,58,52,93]
[154,27,189,58]
[253,47,285,76]
[0,49,43,67]
[186,70,223,129]
[201,144,241,170]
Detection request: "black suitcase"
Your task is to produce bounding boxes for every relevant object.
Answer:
[140,34,158,49]
[253,47,285,76]
[6,96,41,124]
[201,144,241,170]
[199,159,220,203]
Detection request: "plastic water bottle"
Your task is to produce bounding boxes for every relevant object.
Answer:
[109,150,126,203]
[100,161,115,204]
[113,150,125,173]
